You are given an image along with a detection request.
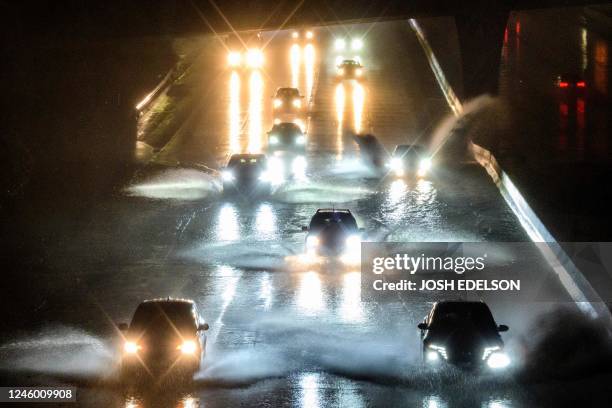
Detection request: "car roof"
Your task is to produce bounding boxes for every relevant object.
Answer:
[142,297,194,305]
[316,208,351,214]
[276,87,300,93]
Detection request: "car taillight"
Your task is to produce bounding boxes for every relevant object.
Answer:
[576,81,586,88]
[558,82,569,88]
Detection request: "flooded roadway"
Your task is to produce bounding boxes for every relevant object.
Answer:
[1,17,611,408]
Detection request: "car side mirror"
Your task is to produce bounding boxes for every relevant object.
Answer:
[301,226,308,232]
[498,324,509,332]
[417,323,428,330]
[198,323,210,331]
[117,323,128,331]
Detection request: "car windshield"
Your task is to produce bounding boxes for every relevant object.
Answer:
[277,88,299,98]
[309,211,357,231]
[342,60,359,66]
[430,302,497,332]
[393,145,426,157]
[129,302,197,335]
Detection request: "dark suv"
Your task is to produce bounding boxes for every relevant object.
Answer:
[418,301,510,370]
[221,153,272,195]
[301,209,363,258]
[118,298,209,380]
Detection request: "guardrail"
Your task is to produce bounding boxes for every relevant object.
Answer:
[135,67,176,114]
[409,18,612,323]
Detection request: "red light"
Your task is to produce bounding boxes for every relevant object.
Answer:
[516,21,521,35]
[558,82,569,88]
[576,81,586,88]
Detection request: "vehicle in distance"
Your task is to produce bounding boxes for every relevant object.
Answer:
[118,298,209,380]
[226,32,264,68]
[302,209,363,260]
[334,37,364,51]
[418,301,510,370]
[555,73,586,91]
[273,87,304,113]
[292,28,314,41]
[267,122,307,154]
[221,153,273,195]
[336,59,364,80]
[388,144,432,177]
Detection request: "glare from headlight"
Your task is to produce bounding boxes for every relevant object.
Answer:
[292,155,307,179]
[427,344,448,360]
[337,68,345,76]
[273,98,282,108]
[335,55,344,66]
[295,135,306,145]
[346,234,361,250]
[487,352,510,369]
[221,170,235,181]
[246,49,264,68]
[292,31,299,39]
[351,38,363,50]
[390,158,403,171]
[355,68,363,77]
[177,340,197,354]
[269,135,279,145]
[426,350,439,362]
[228,52,241,67]
[124,341,140,354]
[335,38,346,50]
[292,99,302,108]
[419,158,432,171]
[306,235,319,249]
[306,31,314,39]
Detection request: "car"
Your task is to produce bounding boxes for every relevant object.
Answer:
[226,32,264,68]
[555,74,586,92]
[291,28,314,41]
[267,122,307,154]
[118,298,209,380]
[273,87,304,115]
[336,59,364,80]
[417,301,510,370]
[301,209,363,259]
[333,37,364,52]
[221,153,273,195]
[388,144,432,177]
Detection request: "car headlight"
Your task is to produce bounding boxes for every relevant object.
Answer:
[306,31,314,39]
[486,351,510,369]
[334,38,346,50]
[351,38,363,50]
[427,344,448,361]
[292,31,299,39]
[124,341,141,354]
[295,135,306,145]
[389,158,403,171]
[355,68,363,77]
[246,49,264,68]
[269,135,279,145]
[228,52,241,67]
[345,234,361,250]
[419,158,432,171]
[221,170,234,181]
[292,99,302,108]
[273,98,282,108]
[337,68,345,76]
[306,235,319,249]
[177,340,197,355]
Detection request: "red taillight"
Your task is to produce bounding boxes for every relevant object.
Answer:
[576,81,586,88]
[558,82,569,88]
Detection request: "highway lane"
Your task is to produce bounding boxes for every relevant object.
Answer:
[1,19,608,408]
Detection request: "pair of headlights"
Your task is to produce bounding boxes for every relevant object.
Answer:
[306,234,361,249]
[227,49,264,68]
[426,344,511,369]
[389,157,432,176]
[124,340,198,355]
[273,98,302,109]
[334,38,363,51]
[269,135,306,145]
